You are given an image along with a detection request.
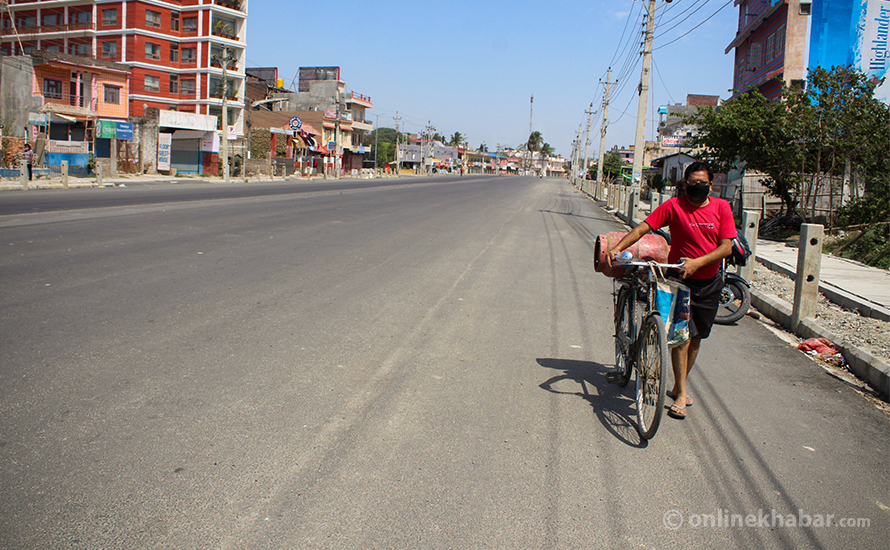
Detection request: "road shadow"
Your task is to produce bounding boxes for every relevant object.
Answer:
[536,358,647,447]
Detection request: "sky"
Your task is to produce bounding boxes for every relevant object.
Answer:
[246,0,740,159]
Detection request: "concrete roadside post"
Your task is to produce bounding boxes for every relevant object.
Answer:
[651,190,662,214]
[628,189,639,225]
[739,210,761,282]
[791,224,824,331]
[20,158,28,190]
[61,161,69,188]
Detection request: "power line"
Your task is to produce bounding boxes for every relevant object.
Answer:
[608,1,644,69]
[654,0,734,50]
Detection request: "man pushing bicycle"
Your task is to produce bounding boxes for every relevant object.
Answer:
[606,162,737,420]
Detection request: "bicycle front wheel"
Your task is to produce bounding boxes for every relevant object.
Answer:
[613,285,636,387]
[636,313,669,440]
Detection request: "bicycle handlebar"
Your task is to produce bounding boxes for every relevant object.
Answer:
[613,258,686,269]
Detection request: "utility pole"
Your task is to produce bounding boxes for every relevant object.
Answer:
[528,95,534,175]
[598,67,615,187]
[374,113,379,174]
[424,121,435,175]
[583,102,596,178]
[335,91,341,177]
[393,111,401,176]
[631,0,657,188]
[212,45,234,184]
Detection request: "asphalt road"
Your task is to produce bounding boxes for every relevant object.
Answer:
[1,176,887,549]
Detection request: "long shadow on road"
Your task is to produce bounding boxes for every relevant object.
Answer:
[537,357,647,448]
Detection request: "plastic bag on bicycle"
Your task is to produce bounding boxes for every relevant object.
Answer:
[655,279,691,347]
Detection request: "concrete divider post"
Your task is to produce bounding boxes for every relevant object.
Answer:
[628,189,639,224]
[791,224,824,331]
[20,159,28,190]
[61,161,69,188]
[740,210,761,282]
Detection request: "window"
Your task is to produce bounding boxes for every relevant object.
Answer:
[182,47,196,64]
[69,43,90,56]
[144,75,160,92]
[181,78,196,95]
[170,43,179,62]
[69,11,90,25]
[43,78,63,99]
[145,42,161,60]
[43,14,59,27]
[104,85,120,104]
[171,12,180,31]
[46,44,61,52]
[102,41,117,58]
[183,17,197,32]
[18,15,36,29]
[169,75,179,94]
[146,10,161,28]
[103,9,117,25]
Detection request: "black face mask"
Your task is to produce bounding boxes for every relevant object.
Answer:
[685,182,710,201]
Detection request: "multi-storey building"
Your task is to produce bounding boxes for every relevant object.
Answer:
[725,0,811,100]
[271,67,373,174]
[1,0,247,134]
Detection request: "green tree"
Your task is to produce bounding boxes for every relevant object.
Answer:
[448,132,465,146]
[684,85,808,215]
[526,131,543,153]
[540,143,554,157]
[685,66,889,218]
[478,143,489,153]
[602,152,623,181]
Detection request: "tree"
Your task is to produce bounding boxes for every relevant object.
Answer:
[684,84,807,215]
[365,127,400,165]
[477,143,488,153]
[685,66,889,218]
[602,152,623,182]
[448,132,465,147]
[526,131,543,153]
[540,143,554,157]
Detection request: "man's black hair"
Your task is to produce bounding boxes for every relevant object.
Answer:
[684,161,713,182]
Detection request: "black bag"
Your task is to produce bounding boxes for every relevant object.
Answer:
[729,234,752,266]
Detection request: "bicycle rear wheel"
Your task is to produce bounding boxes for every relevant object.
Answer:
[636,313,668,440]
[612,285,635,387]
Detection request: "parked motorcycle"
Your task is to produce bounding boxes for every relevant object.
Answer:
[713,257,751,325]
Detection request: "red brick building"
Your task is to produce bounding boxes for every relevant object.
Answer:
[1,0,247,133]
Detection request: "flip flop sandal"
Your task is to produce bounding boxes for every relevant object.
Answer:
[666,390,693,407]
[668,403,687,420]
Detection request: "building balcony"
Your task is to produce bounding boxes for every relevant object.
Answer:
[214,0,245,12]
[346,91,373,108]
[4,22,96,36]
[352,119,373,132]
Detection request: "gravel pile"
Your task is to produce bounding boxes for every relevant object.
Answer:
[749,263,890,366]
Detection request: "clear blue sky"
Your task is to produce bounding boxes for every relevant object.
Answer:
[246,0,739,159]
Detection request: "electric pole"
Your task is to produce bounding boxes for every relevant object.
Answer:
[528,95,534,175]
[393,111,401,176]
[335,92,341,177]
[631,0,657,188]
[598,67,615,187]
[212,45,234,184]
[583,102,596,179]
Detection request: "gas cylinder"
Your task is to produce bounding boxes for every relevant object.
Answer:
[594,231,669,278]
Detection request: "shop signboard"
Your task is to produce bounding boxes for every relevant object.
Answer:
[158,133,172,171]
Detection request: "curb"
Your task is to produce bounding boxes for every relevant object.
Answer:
[750,288,890,398]
[757,256,890,322]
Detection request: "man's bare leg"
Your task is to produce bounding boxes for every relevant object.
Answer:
[670,337,702,409]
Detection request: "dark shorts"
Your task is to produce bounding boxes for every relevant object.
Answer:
[667,271,723,340]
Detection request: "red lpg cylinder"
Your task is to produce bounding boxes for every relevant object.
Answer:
[594,231,669,278]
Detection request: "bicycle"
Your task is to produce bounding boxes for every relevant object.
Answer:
[608,258,685,440]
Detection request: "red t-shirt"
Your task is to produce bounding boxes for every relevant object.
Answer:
[643,196,737,279]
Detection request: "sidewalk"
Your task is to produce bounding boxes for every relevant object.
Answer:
[754,239,890,322]
[0,171,393,191]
